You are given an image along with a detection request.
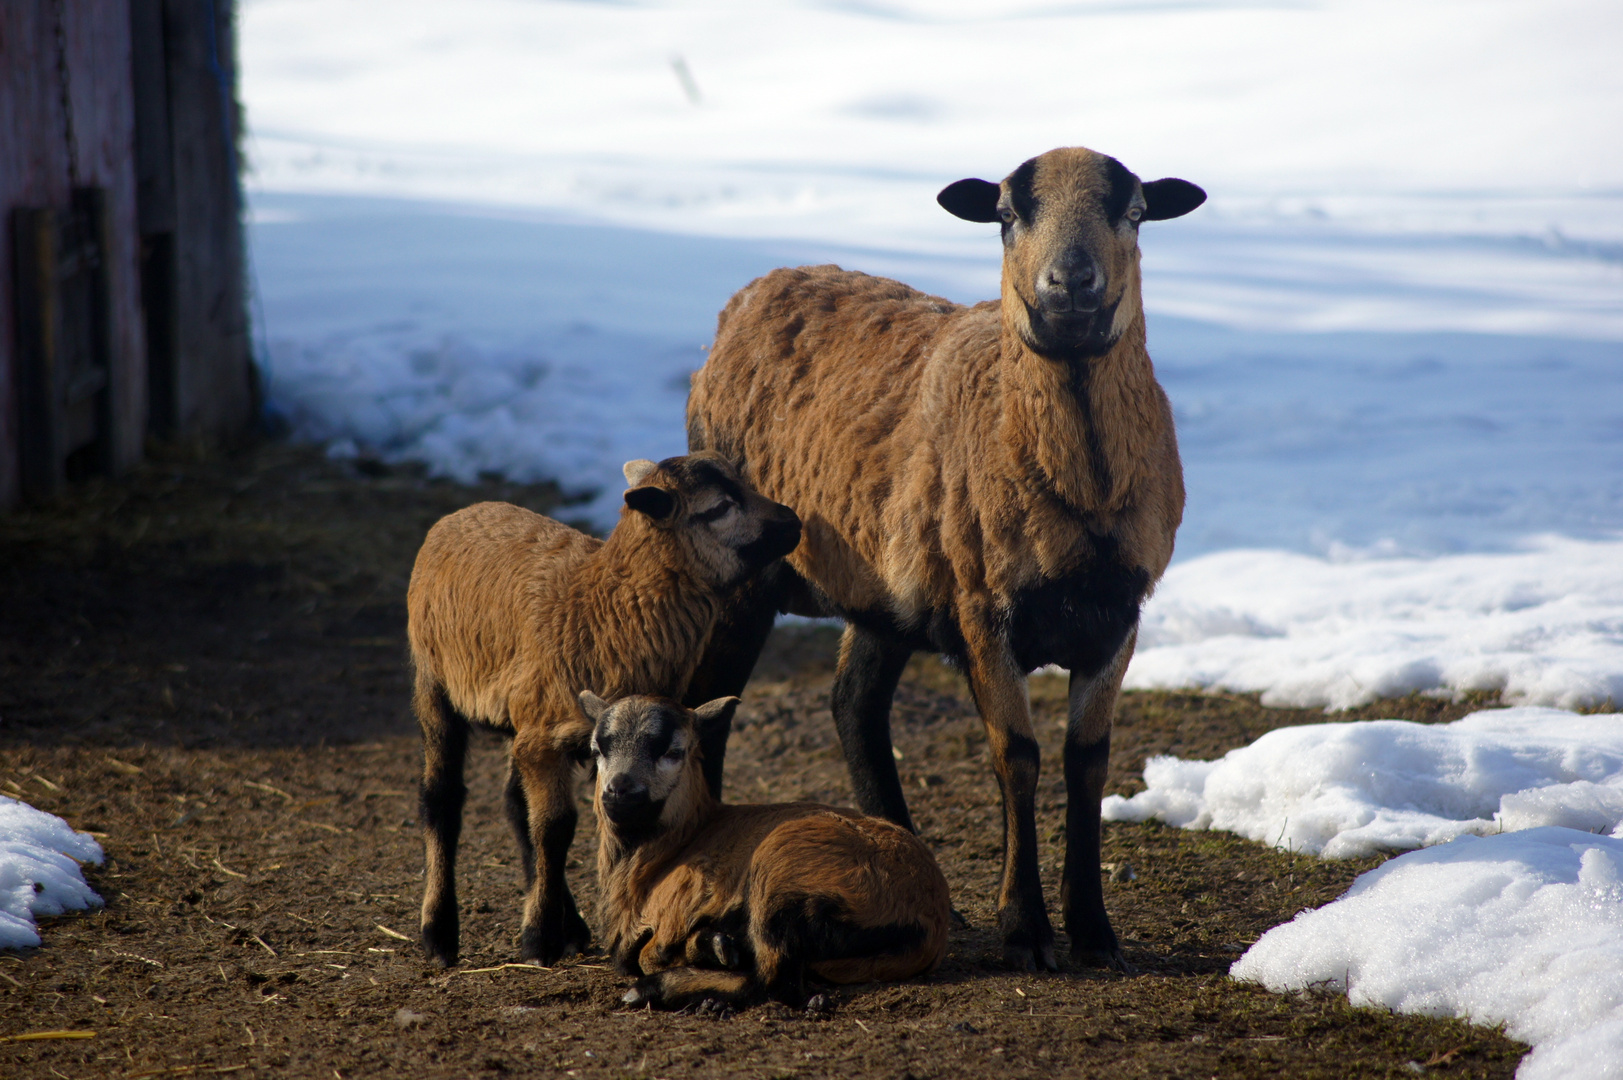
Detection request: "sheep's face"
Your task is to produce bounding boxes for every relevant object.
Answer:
[937,147,1205,360]
[578,693,738,843]
[621,452,802,588]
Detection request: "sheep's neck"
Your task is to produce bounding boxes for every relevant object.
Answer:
[998,309,1161,518]
[595,784,721,948]
[567,517,722,695]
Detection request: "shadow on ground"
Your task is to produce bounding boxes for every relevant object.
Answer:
[0,442,1524,1078]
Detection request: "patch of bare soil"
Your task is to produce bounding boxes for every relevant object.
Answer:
[1,442,1526,1078]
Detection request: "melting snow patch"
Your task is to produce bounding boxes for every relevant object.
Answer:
[1125,538,1623,710]
[1231,828,1623,1080]
[1101,707,1623,858]
[0,795,105,949]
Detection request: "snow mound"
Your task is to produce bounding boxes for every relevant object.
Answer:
[1101,707,1623,859]
[1125,537,1623,710]
[0,796,105,950]
[1231,828,1623,1080]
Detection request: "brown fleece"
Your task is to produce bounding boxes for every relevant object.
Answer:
[686,146,1191,968]
[407,452,798,966]
[595,700,950,1008]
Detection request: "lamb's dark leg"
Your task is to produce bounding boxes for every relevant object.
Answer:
[512,734,591,964]
[962,626,1057,972]
[504,755,536,891]
[1061,631,1135,972]
[829,623,914,829]
[415,675,468,967]
[681,563,797,799]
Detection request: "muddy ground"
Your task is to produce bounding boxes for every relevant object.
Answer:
[1,443,1526,1078]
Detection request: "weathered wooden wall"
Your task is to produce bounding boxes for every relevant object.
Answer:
[1,0,149,507]
[2,0,253,509]
[138,0,255,442]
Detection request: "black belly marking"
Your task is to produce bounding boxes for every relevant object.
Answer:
[1007,537,1148,676]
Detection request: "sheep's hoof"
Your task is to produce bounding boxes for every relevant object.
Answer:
[999,907,1059,972]
[1071,944,1136,974]
[1001,942,1060,972]
[805,993,832,1015]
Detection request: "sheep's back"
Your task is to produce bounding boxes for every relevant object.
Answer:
[690,266,995,614]
[407,502,599,726]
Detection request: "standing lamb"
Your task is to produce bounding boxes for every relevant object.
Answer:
[685,146,1205,971]
[581,691,950,1010]
[407,452,801,967]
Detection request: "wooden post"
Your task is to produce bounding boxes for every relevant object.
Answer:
[10,189,119,501]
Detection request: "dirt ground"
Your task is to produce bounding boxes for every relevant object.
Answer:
[1,442,1527,1079]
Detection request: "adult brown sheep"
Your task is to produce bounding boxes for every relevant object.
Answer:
[684,146,1205,971]
[407,452,801,967]
[580,691,950,1010]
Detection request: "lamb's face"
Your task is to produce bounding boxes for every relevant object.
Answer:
[586,695,696,838]
[578,693,738,844]
[936,146,1205,360]
[623,453,801,588]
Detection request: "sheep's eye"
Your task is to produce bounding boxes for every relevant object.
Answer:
[1126,206,1143,223]
[998,206,1016,224]
[692,500,733,525]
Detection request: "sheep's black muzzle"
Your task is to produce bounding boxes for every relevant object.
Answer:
[739,507,802,569]
[1023,295,1121,360]
[600,778,662,835]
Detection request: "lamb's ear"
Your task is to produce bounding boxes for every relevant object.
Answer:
[623,459,658,486]
[553,717,594,763]
[576,690,612,724]
[1141,178,1206,221]
[625,485,676,522]
[690,696,740,741]
[937,178,1002,223]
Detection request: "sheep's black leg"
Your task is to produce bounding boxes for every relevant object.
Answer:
[830,623,914,829]
[513,736,591,965]
[415,676,468,967]
[962,631,1057,972]
[504,755,536,891]
[1061,633,1135,972]
[682,563,798,798]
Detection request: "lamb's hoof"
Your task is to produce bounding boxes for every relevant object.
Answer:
[694,997,734,1020]
[421,931,458,969]
[805,993,832,1016]
[520,922,593,967]
[622,977,661,1008]
[710,931,742,969]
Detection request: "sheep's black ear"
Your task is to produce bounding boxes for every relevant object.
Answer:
[937,178,1002,223]
[1141,178,1206,221]
[690,696,740,741]
[576,690,612,724]
[625,485,676,521]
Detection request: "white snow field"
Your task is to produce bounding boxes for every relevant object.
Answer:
[1231,828,1623,1080]
[1126,535,1623,710]
[0,796,104,950]
[1104,707,1623,1077]
[238,0,1623,547]
[1101,707,1623,857]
